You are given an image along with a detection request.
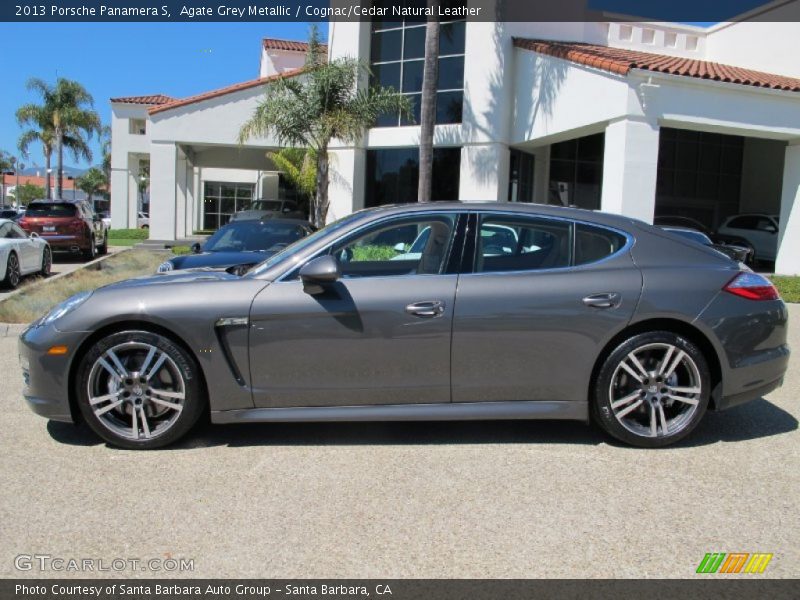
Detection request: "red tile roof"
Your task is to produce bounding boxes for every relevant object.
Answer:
[513,38,800,92]
[110,94,176,105]
[263,38,327,53]
[148,68,304,115]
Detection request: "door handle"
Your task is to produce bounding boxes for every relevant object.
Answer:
[582,293,621,309]
[405,300,445,318]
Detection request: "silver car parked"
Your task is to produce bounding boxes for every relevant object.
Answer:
[19,203,789,449]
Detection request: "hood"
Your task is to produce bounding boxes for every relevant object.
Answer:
[168,251,272,271]
[106,269,240,290]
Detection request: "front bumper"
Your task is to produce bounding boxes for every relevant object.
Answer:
[18,322,88,423]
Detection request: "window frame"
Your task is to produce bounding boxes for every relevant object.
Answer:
[462,211,633,275]
[275,211,468,283]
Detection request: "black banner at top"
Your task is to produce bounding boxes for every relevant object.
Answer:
[2,0,799,23]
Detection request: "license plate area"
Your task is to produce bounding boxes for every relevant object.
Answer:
[43,226,56,232]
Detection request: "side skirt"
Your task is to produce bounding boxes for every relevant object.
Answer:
[211,401,588,424]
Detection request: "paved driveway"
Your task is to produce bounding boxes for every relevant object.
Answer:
[0,306,796,579]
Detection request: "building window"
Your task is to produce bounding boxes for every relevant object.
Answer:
[618,25,633,41]
[202,182,255,230]
[641,28,655,44]
[508,149,535,202]
[665,32,678,48]
[129,118,147,135]
[370,2,466,127]
[365,147,461,207]
[547,133,605,210]
[656,128,744,227]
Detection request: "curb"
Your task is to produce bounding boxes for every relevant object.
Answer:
[0,323,28,338]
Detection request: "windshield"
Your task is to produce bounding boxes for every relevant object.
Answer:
[247,212,365,278]
[26,203,77,218]
[249,200,282,211]
[204,221,308,253]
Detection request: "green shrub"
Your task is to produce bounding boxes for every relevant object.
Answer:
[171,245,192,256]
[108,228,149,240]
[351,245,399,262]
[771,276,800,303]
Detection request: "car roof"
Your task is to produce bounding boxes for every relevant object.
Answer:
[0,218,12,225]
[225,217,311,227]
[28,199,79,204]
[359,201,643,230]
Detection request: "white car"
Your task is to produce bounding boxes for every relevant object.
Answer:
[0,218,51,289]
[137,212,150,229]
[716,214,780,263]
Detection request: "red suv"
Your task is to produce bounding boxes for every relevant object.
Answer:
[19,200,107,260]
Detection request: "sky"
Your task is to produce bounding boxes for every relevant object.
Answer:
[0,22,320,173]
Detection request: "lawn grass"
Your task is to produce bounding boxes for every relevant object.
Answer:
[0,250,166,324]
[108,238,140,247]
[772,276,800,303]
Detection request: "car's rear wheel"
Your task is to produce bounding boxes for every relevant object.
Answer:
[3,252,20,289]
[98,232,108,256]
[76,330,206,449]
[40,246,52,277]
[593,331,710,448]
[83,237,97,261]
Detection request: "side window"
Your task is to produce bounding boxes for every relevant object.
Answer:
[574,224,627,266]
[10,224,27,239]
[475,216,571,273]
[329,215,456,279]
[0,223,10,239]
[727,216,757,230]
[755,217,777,232]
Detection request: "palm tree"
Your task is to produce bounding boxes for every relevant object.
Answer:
[99,125,112,185]
[16,104,54,199]
[239,26,410,227]
[0,151,14,204]
[417,6,441,203]
[266,148,318,214]
[77,167,107,205]
[18,78,101,199]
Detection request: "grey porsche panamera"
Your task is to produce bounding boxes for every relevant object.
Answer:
[19,203,789,449]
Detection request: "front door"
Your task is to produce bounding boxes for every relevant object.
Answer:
[248,212,463,408]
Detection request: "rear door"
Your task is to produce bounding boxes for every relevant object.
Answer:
[451,212,642,404]
[8,223,38,272]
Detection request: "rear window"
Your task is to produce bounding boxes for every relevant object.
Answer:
[574,224,628,266]
[26,203,77,218]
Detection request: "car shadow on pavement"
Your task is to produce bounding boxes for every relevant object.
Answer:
[46,398,797,450]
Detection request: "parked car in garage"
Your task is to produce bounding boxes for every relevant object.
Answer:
[20,203,788,450]
[230,199,305,222]
[716,213,780,263]
[157,218,313,275]
[137,212,150,229]
[18,200,107,260]
[0,218,51,289]
[654,215,755,261]
[660,227,753,263]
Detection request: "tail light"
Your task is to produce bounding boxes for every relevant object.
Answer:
[723,272,780,301]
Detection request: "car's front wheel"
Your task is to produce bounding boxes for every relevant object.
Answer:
[593,331,710,448]
[75,330,206,449]
[40,246,52,277]
[3,252,21,289]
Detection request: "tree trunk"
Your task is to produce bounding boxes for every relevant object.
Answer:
[55,129,64,200]
[44,152,52,200]
[417,11,440,203]
[314,146,329,229]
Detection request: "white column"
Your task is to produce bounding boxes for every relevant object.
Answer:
[175,149,188,239]
[775,142,800,275]
[327,146,365,224]
[459,143,510,201]
[109,163,129,229]
[149,143,178,241]
[600,118,660,224]
[127,154,140,228]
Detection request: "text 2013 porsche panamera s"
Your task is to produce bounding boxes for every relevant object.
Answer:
[19,203,789,449]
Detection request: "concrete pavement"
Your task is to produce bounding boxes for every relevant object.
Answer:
[0,306,796,579]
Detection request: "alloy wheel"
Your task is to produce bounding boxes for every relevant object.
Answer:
[41,247,52,276]
[608,342,702,439]
[6,254,20,288]
[86,341,186,441]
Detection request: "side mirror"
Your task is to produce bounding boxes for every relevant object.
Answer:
[191,242,202,254]
[299,255,341,293]
[29,231,39,239]
[394,242,406,252]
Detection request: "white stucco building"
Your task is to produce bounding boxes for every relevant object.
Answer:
[110,0,800,273]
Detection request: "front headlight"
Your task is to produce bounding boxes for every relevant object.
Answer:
[41,291,93,326]
[157,261,174,273]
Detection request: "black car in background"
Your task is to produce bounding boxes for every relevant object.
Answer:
[654,215,756,264]
[157,218,313,275]
[660,227,753,263]
[229,199,305,222]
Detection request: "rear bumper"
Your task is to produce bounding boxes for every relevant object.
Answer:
[38,235,88,250]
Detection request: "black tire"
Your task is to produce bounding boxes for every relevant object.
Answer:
[75,330,206,449]
[83,237,97,261]
[3,252,21,289]
[592,331,710,448]
[98,232,108,256]
[40,246,52,277]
